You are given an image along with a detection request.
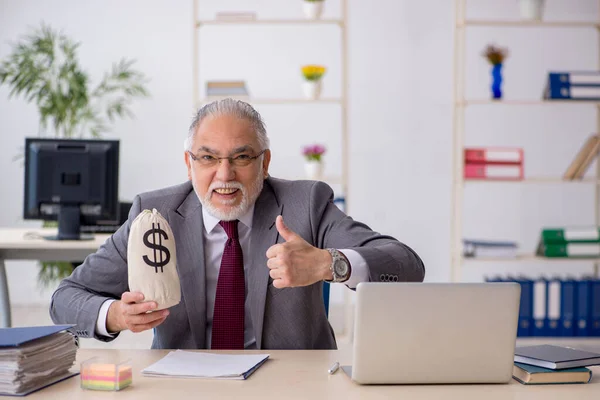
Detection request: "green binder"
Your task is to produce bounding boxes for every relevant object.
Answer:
[538,242,600,258]
[542,227,600,244]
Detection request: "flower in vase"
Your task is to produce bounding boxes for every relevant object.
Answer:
[481,44,509,66]
[302,144,326,162]
[482,44,509,100]
[301,65,327,81]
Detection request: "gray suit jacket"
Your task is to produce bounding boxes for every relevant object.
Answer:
[50,177,425,349]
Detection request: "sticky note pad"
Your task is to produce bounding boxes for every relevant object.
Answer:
[80,358,132,391]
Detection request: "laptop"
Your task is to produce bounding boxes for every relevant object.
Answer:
[342,282,520,384]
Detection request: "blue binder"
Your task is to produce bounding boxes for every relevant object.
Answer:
[549,72,600,87]
[533,277,548,336]
[576,279,591,337]
[591,278,600,336]
[546,277,561,337]
[560,278,576,337]
[515,276,533,337]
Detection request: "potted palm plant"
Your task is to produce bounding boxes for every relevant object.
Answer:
[0,24,150,286]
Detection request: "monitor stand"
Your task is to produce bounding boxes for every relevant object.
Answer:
[44,205,93,241]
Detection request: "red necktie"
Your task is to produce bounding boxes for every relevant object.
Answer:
[211,220,245,349]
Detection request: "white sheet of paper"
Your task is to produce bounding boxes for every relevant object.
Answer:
[141,350,270,380]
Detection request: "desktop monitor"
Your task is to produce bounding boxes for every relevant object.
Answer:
[23,138,120,240]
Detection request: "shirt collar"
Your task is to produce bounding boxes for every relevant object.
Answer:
[202,203,255,234]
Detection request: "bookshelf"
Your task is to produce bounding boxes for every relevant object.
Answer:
[451,0,600,282]
[192,0,352,339]
[192,1,348,197]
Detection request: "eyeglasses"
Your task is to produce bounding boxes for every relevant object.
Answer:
[187,149,266,168]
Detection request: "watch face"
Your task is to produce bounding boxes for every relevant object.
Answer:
[334,259,349,277]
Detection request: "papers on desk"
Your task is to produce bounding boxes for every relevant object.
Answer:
[141,350,269,380]
[0,325,78,396]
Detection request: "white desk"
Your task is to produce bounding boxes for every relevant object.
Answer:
[0,228,111,328]
[26,348,600,399]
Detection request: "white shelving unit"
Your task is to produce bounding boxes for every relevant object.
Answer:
[451,0,600,281]
[192,1,348,199]
[191,0,352,340]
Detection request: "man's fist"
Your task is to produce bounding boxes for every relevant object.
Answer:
[106,291,169,334]
[265,216,333,288]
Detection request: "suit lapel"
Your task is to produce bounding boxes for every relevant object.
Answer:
[169,190,206,349]
[248,180,282,349]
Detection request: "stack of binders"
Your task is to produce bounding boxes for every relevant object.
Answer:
[544,71,600,101]
[536,226,600,258]
[486,275,600,338]
[464,147,524,180]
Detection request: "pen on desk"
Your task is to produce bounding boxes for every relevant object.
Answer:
[328,362,340,375]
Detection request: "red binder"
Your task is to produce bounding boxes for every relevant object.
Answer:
[464,163,524,180]
[465,148,524,164]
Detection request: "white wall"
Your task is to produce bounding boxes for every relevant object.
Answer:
[0,0,596,310]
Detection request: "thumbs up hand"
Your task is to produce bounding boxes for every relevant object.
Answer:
[266,215,333,289]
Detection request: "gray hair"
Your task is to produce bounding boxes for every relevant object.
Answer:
[184,98,270,152]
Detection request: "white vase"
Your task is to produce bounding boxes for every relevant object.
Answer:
[304,161,323,180]
[517,0,545,21]
[303,1,324,20]
[303,80,322,100]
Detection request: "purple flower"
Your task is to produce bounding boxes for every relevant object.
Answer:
[302,143,326,161]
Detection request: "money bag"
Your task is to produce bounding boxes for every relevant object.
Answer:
[127,208,181,310]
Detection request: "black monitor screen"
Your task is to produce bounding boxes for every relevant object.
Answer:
[23,138,120,240]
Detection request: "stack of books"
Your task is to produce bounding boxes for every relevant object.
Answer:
[563,134,600,180]
[463,147,524,180]
[512,345,599,385]
[536,226,600,258]
[206,81,249,101]
[0,325,78,396]
[544,71,600,101]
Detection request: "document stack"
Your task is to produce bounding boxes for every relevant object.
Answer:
[0,325,78,396]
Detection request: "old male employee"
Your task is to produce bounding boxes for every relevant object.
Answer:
[50,98,425,349]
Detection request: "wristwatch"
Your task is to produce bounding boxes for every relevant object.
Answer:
[325,248,351,283]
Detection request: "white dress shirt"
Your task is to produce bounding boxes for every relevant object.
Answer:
[96,205,370,346]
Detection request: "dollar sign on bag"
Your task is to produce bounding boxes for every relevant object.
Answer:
[142,222,171,273]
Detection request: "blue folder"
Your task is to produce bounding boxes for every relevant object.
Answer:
[576,279,591,337]
[560,279,576,337]
[515,276,533,337]
[546,277,561,337]
[591,279,600,337]
[533,278,548,336]
[0,324,74,347]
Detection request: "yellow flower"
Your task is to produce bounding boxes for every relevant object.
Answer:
[301,65,327,81]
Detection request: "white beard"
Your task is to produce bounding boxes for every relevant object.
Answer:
[194,172,265,221]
